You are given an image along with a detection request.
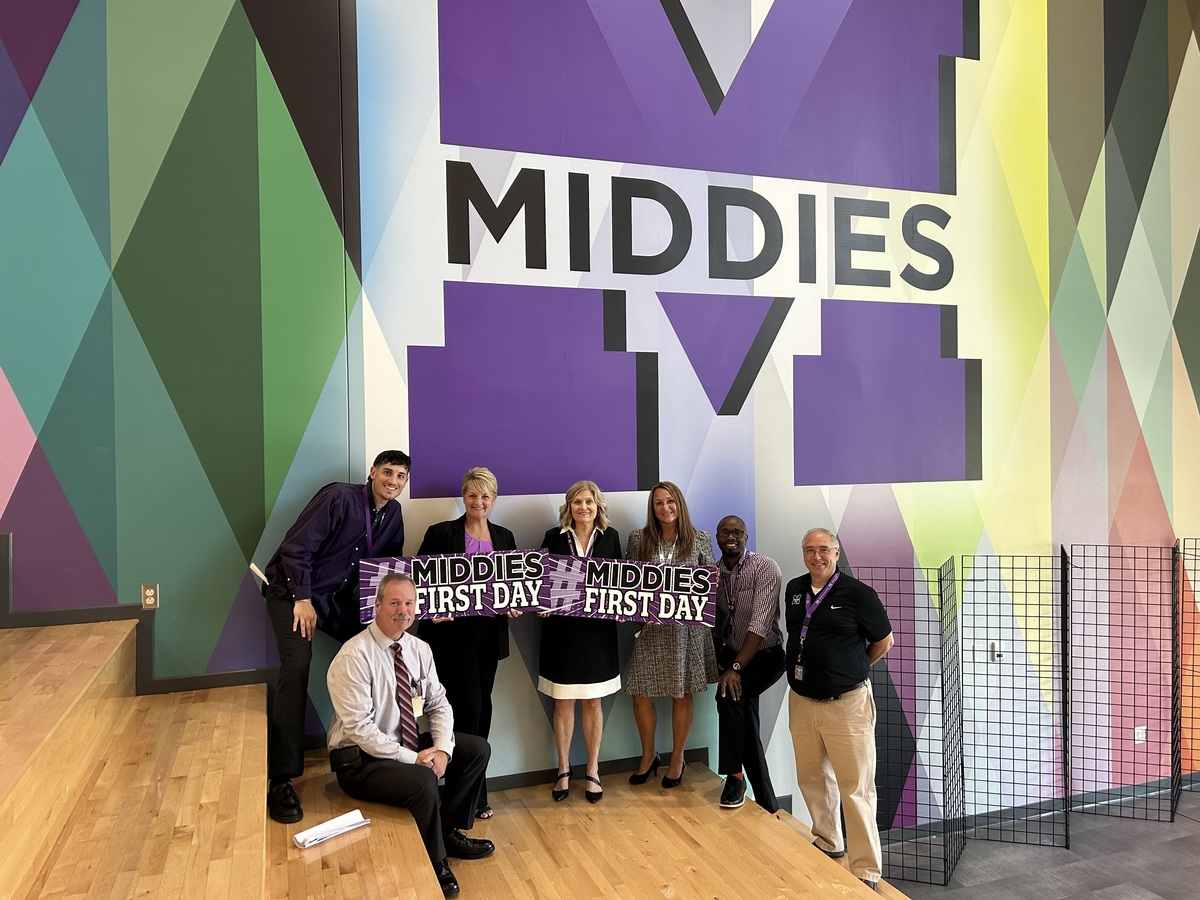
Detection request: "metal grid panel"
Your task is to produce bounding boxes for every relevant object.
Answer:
[855,560,963,884]
[1180,538,1200,793]
[1069,543,1177,821]
[961,553,1068,846]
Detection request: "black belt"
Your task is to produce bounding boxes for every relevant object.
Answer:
[806,680,868,702]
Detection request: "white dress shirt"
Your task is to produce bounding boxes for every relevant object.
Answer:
[327,620,456,763]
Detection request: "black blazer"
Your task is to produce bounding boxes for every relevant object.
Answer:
[416,515,516,660]
[541,526,623,561]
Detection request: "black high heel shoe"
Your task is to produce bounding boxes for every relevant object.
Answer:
[584,775,603,804]
[661,760,686,789]
[628,753,661,785]
[552,771,571,802]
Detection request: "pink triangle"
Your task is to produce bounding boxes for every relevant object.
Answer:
[658,291,774,412]
[0,441,117,610]
[0,366,37,513]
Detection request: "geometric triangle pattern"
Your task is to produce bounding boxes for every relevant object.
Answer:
[0,2,353,693]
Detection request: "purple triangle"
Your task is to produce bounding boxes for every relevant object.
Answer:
[658,291,773,411]
[0,36,29,163]
[0,441,117,610]
[0,0,79,98]
[206,570,279,673]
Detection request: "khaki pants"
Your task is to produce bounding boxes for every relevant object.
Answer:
[788,684,881,881]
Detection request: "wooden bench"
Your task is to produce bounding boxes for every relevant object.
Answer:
[267,749,442,899]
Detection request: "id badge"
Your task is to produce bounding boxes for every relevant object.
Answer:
[794,664,804,682]
[412,695,425,718]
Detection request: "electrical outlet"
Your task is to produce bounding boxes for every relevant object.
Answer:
[141,583,160,610]
[1133,726,1147,744]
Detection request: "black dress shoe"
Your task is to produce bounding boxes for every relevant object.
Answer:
[444,828,495,860]
[813,840,846,859]
[434,859,460,897]
[267,781,303,824]
[661,760,686,789]
[552,771,571,801]
[628,753,660,785]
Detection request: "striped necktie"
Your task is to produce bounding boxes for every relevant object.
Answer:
[390,641,420,751]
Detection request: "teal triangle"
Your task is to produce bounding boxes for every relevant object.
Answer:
[39,279,118,588]
[0,106,110,434]
[30,0,110,263]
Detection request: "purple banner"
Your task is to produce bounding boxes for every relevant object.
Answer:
[360,552,716,626]
[360,550,548,621]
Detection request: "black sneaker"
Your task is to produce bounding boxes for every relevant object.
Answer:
[860,878,879,892]
[719,776,747,808]
[268,781,303,823]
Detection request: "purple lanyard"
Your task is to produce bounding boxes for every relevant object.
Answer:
[362,484,377,558]
[798,572,840,643]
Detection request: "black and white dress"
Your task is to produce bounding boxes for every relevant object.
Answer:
[537,527,623,699]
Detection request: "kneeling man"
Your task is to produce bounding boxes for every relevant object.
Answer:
[327,573,493,897]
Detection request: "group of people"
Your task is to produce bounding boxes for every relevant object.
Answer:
[262,452,894,896]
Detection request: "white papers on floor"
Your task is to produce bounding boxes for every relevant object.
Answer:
[293,809,371,848]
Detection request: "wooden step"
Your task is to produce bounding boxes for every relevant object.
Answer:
[268,749,441,899]
[0,621,137,899]
[24,684,267,899]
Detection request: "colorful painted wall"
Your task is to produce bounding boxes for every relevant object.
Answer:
[1,0,1198,824]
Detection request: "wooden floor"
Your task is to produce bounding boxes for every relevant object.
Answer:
[2,623,908,898]
[271,749,908,899]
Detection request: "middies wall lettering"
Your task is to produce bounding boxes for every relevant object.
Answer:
[446,160,953,291]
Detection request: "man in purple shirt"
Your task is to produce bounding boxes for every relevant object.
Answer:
[712,515,785,813]
[263,449,410,823]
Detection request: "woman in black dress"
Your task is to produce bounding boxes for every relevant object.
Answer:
[538,480,622,803]
[417,466,518,819]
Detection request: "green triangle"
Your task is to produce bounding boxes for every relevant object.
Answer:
[1174,230,1200,406]
[1141,339,1172,519]
[1051,232,1108,406]
[257,44,350,513]
[111,284,245,678]
[107,0,235,260]
[39,280,118,588]
[113,3,264,559]
[0,108,110,434]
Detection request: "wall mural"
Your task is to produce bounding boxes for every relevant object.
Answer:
[0,0,1198,829]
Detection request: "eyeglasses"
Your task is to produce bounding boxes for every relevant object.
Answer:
[803,546,837,557]
[717,529,746,539]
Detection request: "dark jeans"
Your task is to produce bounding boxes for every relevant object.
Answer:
[715,642,785,813]
[336,733,490,863]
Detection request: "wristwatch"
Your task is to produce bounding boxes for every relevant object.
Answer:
[731,661,743,672]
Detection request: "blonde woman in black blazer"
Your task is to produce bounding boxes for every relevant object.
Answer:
[417,467,517,819]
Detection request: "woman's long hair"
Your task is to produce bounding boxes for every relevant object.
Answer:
[638,481,695,562]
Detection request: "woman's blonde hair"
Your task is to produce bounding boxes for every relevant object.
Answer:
[558,480,610,531]
[461,466,498,498]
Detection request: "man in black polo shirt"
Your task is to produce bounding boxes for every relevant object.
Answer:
[785,528,893,892]
[263,450,410,823]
